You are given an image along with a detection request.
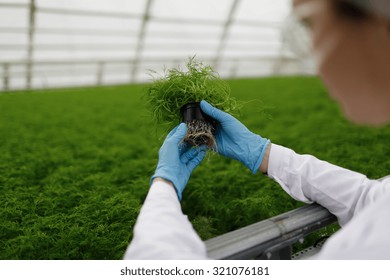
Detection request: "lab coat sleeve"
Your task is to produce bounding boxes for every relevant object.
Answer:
[267,144,390,226]
[123,180,208,259]
[311,187,390,259]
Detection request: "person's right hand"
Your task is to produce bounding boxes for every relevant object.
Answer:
[200,100,270,174]
[151,123,206,200]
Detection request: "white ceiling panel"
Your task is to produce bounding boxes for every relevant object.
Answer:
[0,0,309,90]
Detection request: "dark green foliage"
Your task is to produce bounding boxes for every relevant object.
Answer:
[0,77,389,259]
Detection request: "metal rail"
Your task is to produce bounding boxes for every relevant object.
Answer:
[1,55,294,65]
[214,0,240,69]
[205,204,337,260]
[26,0,36,89]
[0,42,280,52]
[0,27,279,40]
[0,55,299,91]
[0,2,28,8]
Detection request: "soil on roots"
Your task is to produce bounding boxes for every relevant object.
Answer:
[184,119,216,148]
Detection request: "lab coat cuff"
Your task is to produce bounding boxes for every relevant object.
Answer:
[150,180,180,202]
[267,143,293,178]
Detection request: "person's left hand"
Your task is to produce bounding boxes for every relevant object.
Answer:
[151,123,206,200]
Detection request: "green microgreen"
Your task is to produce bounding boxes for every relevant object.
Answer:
[145,57,241,130]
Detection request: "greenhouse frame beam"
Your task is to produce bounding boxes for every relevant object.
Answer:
[1,55,302,91]
[0,0,305,90]
[130,0,153,83]
[37,6,142,20]
[26,0,36,90]
[1,55,296,66]
[0,2,28,8]
[0,27,278,41]
[0,2,282,29]
[214,0,240,70]
[0,27,139,37]
[2,63,9,91]
[0,42,280,52]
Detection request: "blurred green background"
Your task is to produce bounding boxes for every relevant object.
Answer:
[0,76,389,259]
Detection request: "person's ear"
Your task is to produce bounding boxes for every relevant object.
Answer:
[387,21,390,36]
[382,20,390,44]
[375,18,390,42]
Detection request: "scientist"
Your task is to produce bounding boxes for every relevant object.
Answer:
[125,0,390,259]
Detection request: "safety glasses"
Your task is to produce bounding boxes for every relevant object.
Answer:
[281,0,326,59]
[343,0,390,19]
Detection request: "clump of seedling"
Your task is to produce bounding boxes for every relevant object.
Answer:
[146,57,240,148]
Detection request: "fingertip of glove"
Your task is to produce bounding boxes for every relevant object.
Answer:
[200,100,210,111]
[178,122,186,129]
[176,122,187,135]
[200,100,221,121]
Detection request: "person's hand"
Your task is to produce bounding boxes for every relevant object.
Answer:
[151,123,206,200]
[200,100,270,174]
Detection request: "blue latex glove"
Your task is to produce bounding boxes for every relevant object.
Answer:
[200,100,270,174]
[151,123,206,200]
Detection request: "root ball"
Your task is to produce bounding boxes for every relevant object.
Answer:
[184,120,216,148]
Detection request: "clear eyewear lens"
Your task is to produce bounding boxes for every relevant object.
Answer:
[281,14,312,58]
[281,1,325,59]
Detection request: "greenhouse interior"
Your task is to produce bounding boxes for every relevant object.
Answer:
[1,0,389,261]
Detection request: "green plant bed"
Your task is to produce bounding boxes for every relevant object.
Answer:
[0,77,389,259]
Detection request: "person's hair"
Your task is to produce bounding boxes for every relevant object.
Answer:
[333,0,371,20]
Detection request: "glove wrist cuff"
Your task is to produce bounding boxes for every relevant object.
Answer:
[250,139,271,174]
[150,174,182,200]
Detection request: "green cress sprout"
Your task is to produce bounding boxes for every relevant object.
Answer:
[145,57,240,148]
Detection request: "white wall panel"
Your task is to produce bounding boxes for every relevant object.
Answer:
[0,0,311,91]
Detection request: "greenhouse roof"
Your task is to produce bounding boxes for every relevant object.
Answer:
[0,0,313,90]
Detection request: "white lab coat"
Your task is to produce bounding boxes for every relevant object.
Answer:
[124,144,390,259]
